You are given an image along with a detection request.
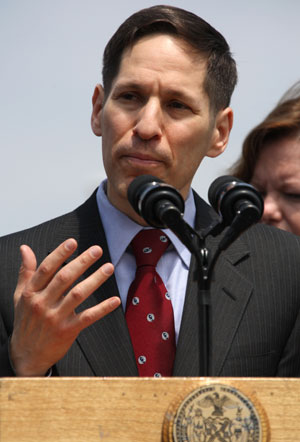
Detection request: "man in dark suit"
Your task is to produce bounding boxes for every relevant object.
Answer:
[1,5,300,378]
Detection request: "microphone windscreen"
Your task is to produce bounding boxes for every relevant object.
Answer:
[208,175,239,212]
[208,175,263,226]
[127,175,162,213]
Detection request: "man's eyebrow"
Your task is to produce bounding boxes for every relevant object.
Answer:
[164,89,194,101]
[112,82,144,93]
[112,82,196,102]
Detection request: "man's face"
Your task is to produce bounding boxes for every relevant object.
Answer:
[92,34,232,222]
[251,135,300,235]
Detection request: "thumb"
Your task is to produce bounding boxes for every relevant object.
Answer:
[14,245,37,302]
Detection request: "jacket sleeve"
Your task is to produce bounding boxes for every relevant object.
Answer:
[0,313,16,376]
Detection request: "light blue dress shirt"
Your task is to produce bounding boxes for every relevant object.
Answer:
[96,180,196,341]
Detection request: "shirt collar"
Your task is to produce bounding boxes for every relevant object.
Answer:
[96,180,196,268]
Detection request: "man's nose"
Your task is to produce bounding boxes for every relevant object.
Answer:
[262,193,283,225]
[133,100,163,141]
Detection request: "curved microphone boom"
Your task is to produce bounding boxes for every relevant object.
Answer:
[127,175,185,228]
[208,175,264,251]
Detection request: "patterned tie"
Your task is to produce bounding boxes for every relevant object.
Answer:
[125,229,176,377]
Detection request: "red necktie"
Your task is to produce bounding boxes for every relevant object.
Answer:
[125,229,176,377]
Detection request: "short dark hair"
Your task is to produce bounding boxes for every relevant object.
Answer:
[102,5,237,113]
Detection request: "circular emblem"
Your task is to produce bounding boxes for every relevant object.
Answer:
[132,297,139,306]
[165,292,171,300]
[143,247,152,254]
[160,235,168,243]
[163,383,269,441]
[147,313,155,322]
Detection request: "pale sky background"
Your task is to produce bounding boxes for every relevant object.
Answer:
[1,0,299,236]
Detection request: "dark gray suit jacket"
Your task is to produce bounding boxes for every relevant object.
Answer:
[1,190,300,377]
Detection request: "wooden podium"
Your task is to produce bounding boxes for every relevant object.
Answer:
[1,377,299,441]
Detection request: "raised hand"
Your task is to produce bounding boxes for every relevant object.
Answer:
[10,238,120,376]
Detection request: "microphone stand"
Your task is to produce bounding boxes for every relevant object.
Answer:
[159,207,211,376]
[194,240,210,377]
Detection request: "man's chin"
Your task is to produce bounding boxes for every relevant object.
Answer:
[106,179,132,208]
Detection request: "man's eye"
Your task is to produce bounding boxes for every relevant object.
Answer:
[120,93,137,101]
[169,101,189,110]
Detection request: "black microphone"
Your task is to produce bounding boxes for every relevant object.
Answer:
[127,175,185,228]
[208,175,264,250]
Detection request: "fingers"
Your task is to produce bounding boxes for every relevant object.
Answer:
[14,245,38,306]
[20,244,37,270]
[75,296,121,331]
[28,238,78,291]
[58,262,115,315]
[18,245,37,282]
[45,245,106,303]
[16,237,116,312]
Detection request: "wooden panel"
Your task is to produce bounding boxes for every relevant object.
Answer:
[1,377,300,441]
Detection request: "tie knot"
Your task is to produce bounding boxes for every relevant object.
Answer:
[131,229,170,267]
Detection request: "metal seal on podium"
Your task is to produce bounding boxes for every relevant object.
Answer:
[163,382,270,441]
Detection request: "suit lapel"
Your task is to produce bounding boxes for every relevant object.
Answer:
[207,235,253,375]
[52,191,137,376]
[174,194,254,376]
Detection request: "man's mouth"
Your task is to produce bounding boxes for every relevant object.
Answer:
[121,152,163,166]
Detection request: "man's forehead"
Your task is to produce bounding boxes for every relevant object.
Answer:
[113,35,208,84]
[122,33,207,63]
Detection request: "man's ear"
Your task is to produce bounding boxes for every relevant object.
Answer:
[91,84,105,137]
[206,107,233,158]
